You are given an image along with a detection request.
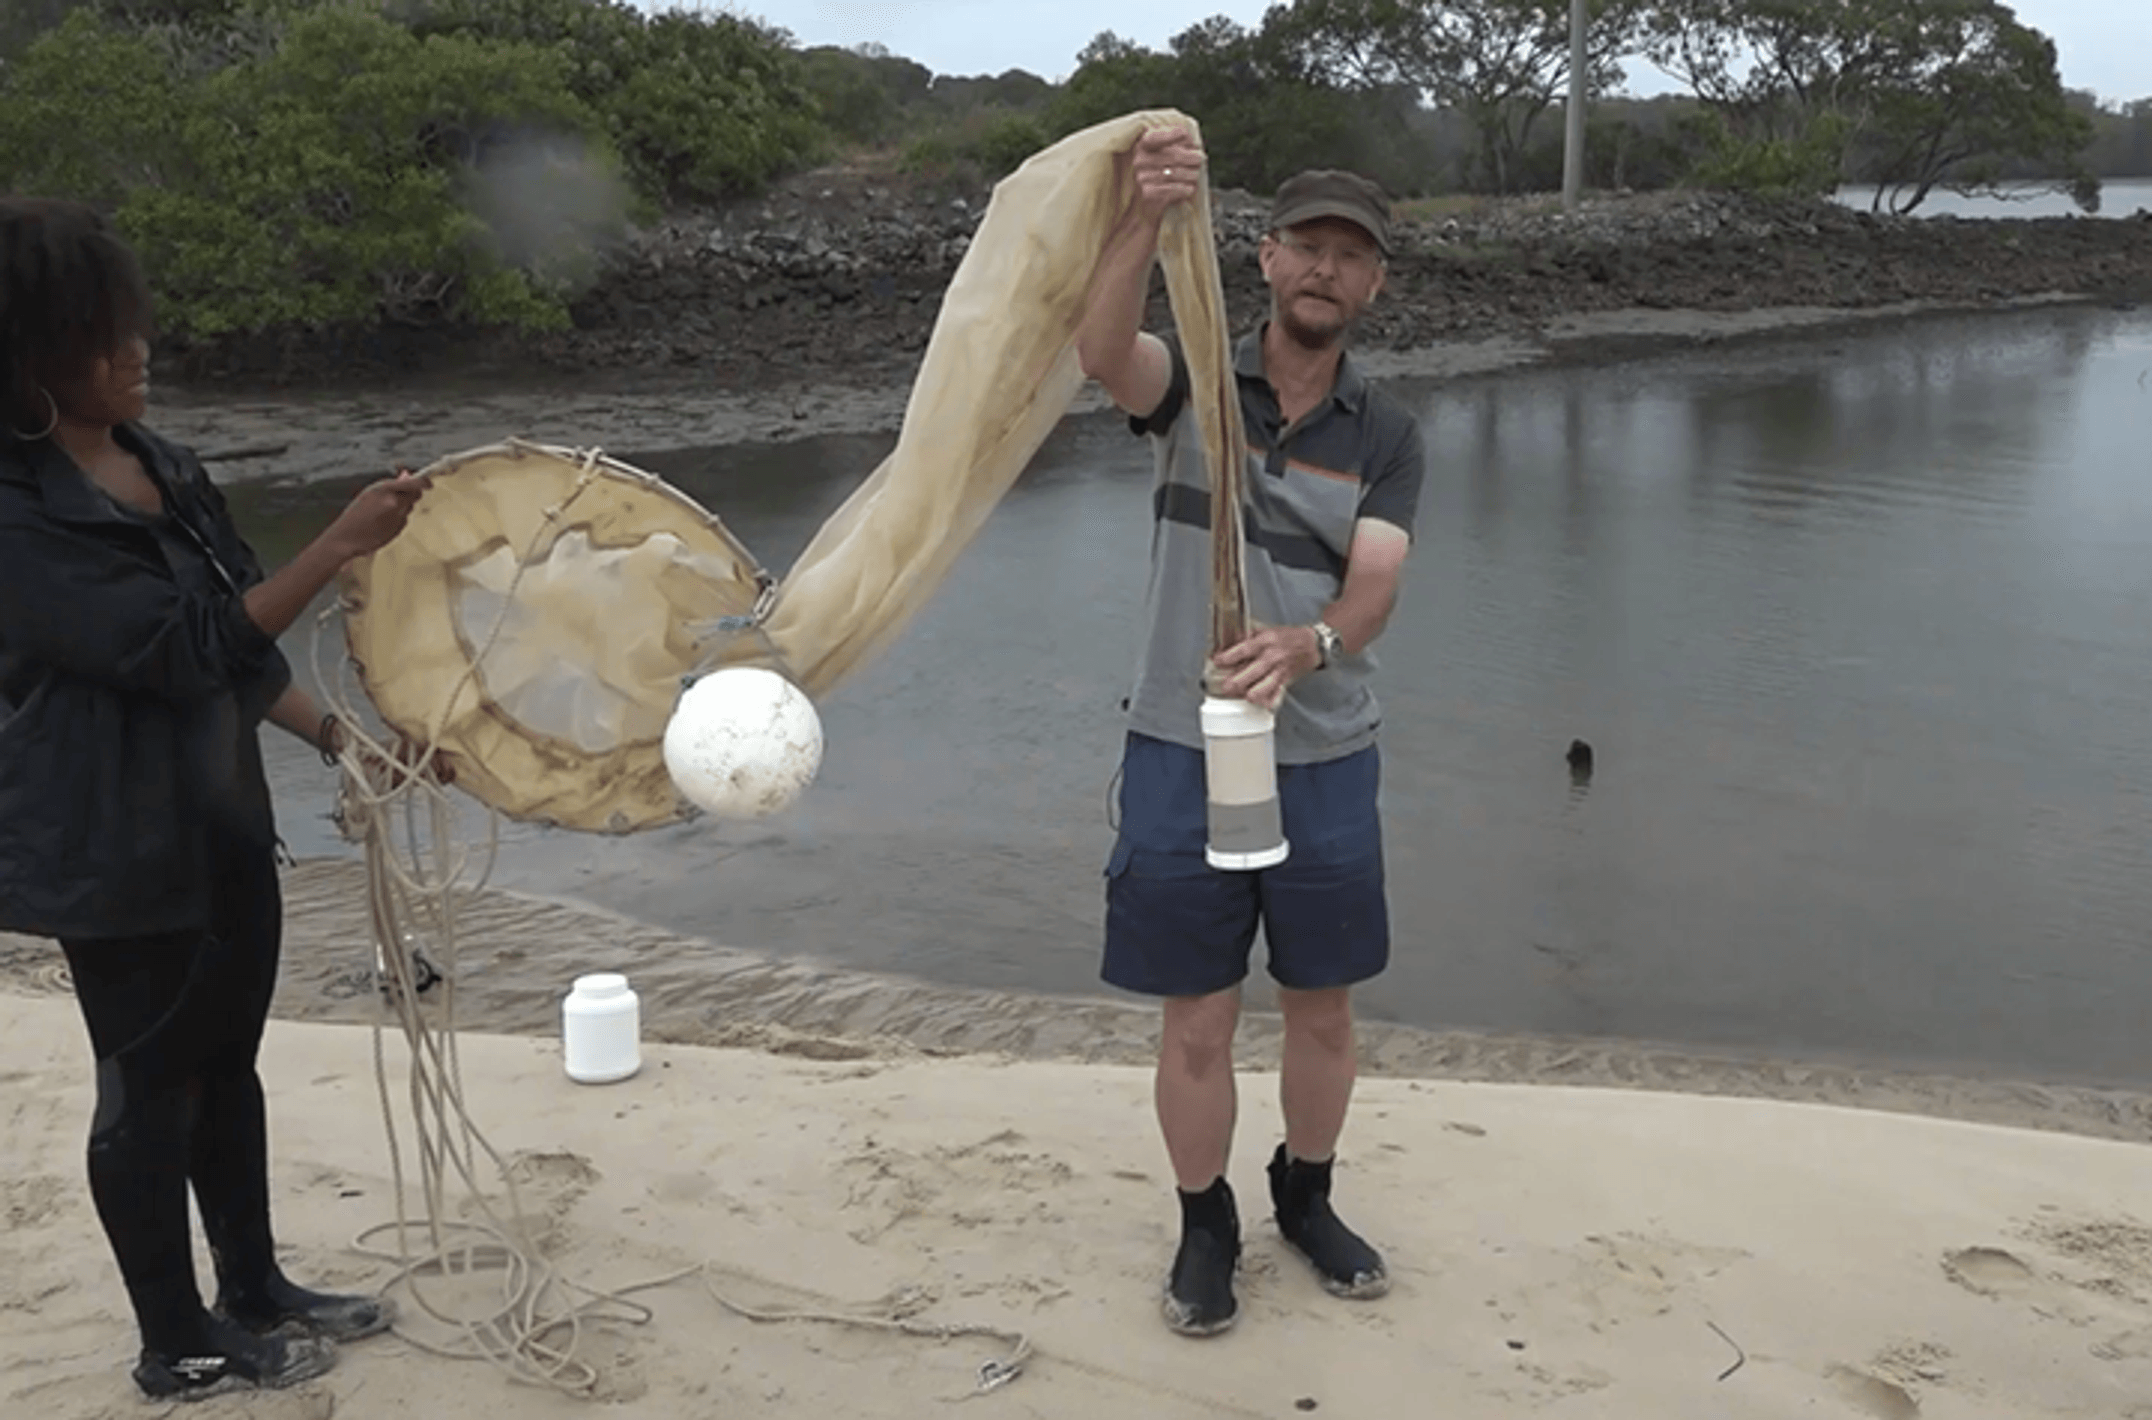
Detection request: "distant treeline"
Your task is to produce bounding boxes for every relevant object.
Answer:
[832,1,2146,214]
[2,0,2141,345]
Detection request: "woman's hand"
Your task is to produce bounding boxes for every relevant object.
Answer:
[245,468,430,642]
[325,469,428,561]
[321,712,457,786]
[392,735,457,787]
[371,732,456,787]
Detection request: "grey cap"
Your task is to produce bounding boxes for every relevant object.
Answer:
[1269,169,1394,255]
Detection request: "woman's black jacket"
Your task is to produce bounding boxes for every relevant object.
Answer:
[0,425,291,941]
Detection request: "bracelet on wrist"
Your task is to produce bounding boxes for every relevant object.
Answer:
[318,713,341,767]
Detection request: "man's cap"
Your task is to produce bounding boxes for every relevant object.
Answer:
[1269,170,1393,256]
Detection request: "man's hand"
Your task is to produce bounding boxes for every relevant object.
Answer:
[1129,124,1206,221]
[1212,625,1324,711]
[1079,124,1206,415]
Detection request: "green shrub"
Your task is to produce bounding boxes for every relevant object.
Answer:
[1682,109,1851,197]
[0,6,622,338]
[387,0,829,204]
[900,109,1051,183]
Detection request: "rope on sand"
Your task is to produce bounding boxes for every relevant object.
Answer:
[308,448,1027,1399]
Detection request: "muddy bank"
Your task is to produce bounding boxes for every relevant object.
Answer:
[5,859,2150,1144]
[150,181,2151,486]
[556,183,2152,382]
[151,294,2098,489]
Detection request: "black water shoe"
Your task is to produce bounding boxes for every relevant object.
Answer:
[1268,1144,1389,1299]
[133,1314,336,1402]
[1163,1177,1241,1336]
[218,1275,393,1342]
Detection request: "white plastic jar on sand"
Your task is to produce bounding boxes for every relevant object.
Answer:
[562,972,641,1084]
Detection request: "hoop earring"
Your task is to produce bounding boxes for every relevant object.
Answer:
[10,387,58,442]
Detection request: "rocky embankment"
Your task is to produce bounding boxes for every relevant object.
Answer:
[554,179,2152,384]
[173,171,2152,399]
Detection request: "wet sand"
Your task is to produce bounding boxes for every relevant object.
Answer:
[6,856,2151,1146]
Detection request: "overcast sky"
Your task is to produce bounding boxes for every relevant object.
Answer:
[699,0,2149,104]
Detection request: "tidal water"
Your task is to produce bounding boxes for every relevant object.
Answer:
[239,303,2152,1086]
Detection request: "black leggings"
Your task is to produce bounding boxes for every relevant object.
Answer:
[60,844,286,1356]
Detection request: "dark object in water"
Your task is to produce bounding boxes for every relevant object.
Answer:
[410,947,443,993]
[1566,739,1594,783]
[377,946,443,997]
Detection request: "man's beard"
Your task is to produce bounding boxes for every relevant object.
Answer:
[1275,291,1351,350]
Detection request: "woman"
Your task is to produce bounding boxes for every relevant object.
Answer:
[0,197,432,1401]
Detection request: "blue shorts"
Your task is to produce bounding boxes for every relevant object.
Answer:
[1102,732,1390,998]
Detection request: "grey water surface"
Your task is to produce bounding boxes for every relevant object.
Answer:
[241,303,2152,1086]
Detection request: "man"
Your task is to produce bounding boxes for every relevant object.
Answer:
[1075,125,1428,1337]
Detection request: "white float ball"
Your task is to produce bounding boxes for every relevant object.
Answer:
[663,666,823,820]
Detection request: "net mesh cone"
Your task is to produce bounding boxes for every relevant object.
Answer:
[341,440,773,833]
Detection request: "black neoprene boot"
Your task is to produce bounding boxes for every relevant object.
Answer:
[191,1067,392,1344]
[133,1311,337,1402]
[1163,1177,1241,1336]
[1268,1144,1389,1299]
[214,1274,393,1343]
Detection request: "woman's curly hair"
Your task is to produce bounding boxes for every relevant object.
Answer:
[0,197,155,433]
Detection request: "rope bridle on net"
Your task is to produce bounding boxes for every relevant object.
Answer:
[312,445,1029,1399]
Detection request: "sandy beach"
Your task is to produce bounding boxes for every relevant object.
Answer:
[6,957,2152,1418]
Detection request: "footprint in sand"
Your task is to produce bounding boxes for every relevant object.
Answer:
[1827,1364,1921,1420]
[492,1151,603,1251]
[1941,1243,2120,1329]
[504,1150,602,1219]
[1871,1340,1951,1387]
[582,1333,651,1403]
[508,1150,601,1193]
[1943,1246,2040,1298]
[835,1134,1075,1241]
[2034,1218,2152,1304]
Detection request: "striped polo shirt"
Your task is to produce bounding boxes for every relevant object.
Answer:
[1124,323,1427,764]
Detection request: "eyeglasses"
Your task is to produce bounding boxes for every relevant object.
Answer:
[1273,233,1383,274]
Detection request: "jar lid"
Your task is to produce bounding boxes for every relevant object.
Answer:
[572,972,630,998]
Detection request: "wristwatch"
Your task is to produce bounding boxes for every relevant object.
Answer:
[1311,621,1343,669]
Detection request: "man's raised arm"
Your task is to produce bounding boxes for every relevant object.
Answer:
[1076,125,1206,420]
